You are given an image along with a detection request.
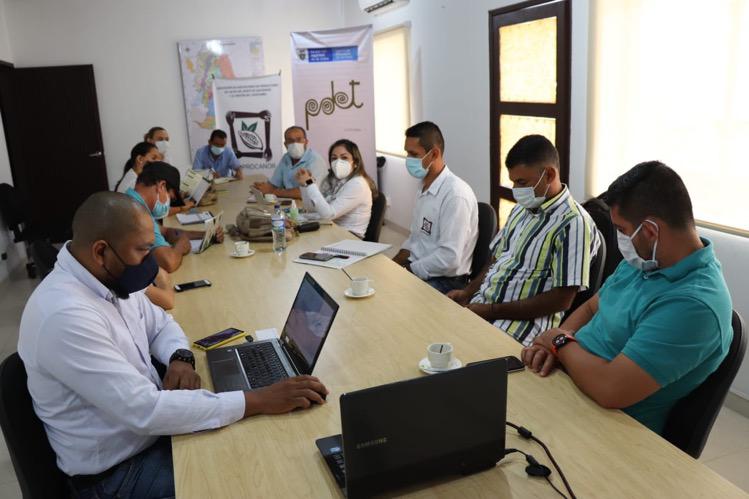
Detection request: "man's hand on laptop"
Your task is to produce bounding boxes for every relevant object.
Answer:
[243,376,329,417]
[163,361,201,390]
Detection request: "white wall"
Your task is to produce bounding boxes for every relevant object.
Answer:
[343,0,590,229]
[1,0,344,188]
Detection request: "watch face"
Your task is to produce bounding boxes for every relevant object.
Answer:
[552,334,567,348]
[175,348,193,358]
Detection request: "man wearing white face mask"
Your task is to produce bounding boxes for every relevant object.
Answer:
[448,135,600,346]
[392,121,479,293]
[193,129,244,179]
[295,139,377,238]
[521,161,732,435]
[254,126,327,199]
[127,162,224,273]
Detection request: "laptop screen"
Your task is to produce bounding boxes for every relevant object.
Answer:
[281,273,339,372]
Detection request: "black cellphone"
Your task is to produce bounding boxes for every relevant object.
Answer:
[174,279,212,292]
[467,355,525,373]
[299,252,349,262]
[193,327,246,350]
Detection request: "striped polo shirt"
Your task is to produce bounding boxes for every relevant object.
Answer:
[472,186,600,346]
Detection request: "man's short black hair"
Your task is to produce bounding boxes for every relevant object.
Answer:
[405,121,445,154]
[603,161,694,229]
[284,126,307,139]
[505,135,559,170]
[209,129,227,141]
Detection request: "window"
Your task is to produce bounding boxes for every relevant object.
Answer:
[589,1,749,234]
[373,25,410,156]
[489,0,571,215]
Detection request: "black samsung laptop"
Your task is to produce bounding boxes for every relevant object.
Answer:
[316,358,507,498]
[207,272,339,392]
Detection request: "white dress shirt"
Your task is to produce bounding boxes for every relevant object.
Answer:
[402,166,478,280]
[18,245,246,476]
[301,175,373,238]
[115,169,137,193]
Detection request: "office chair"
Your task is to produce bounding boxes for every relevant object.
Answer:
[470,202,498,280]
[364,193,387,242]
[562,231,606,321]
[583,194,623,283]
[662,310,747,459]
[0,353,68,498]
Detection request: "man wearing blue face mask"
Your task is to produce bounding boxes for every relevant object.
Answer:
[448,135,600,346]
[392,121,479,293]
[126,162,223,273]
[193,129,244,179]
[18,192,329,498]
[521,161,732,435]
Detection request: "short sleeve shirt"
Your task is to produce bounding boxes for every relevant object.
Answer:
[192,145,241,177]
[270,148,327,189]
[125,188,169,249]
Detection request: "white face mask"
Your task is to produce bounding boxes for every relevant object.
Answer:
[155,140,169,154]
[512,170,550,210]
[287,142,305,160]
[617,220,659,272]
[330,159,353,180]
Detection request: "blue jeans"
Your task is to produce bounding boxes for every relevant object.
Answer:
[425,275,469,294]
[69,437,175,499]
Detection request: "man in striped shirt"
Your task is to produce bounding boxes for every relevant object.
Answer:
[448,135,599,346]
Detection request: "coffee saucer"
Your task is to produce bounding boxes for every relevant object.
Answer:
[419,357,463,375]
[344,287,375,299]
[230,250,255,258]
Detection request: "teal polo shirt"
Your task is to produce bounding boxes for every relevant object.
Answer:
[575,238,732,434]
[125,188,170,249]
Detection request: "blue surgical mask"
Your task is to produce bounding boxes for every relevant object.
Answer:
[406,150,433,179]
[210,145,224,156]
[102,245,159,299]
[617,220,659,272]
[152,187,170,220]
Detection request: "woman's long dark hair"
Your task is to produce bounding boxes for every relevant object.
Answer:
[325,139,378,199]
[115,142,157,191]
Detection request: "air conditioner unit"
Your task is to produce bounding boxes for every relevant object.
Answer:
[359,0,409,15]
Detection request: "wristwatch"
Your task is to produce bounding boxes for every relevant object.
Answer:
[551,333,577,356]
[305,178,314,186]
[169,348,195,369]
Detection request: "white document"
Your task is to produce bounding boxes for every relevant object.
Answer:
[293,240,391,269]
[176,211,213,225]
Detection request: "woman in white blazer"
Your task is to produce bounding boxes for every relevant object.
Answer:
[295,139,378,238]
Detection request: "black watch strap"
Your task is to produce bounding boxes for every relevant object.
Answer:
[305,178,314,185]
[169,348,195,369]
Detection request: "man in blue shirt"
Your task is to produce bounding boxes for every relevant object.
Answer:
[521,161,732,434]
[193,129,244,179]
[126,162,223,273]
[253,126,327,199]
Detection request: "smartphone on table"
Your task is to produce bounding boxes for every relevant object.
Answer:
[299,252,349,262]
[174,279,211,292]
[193,327,247,351]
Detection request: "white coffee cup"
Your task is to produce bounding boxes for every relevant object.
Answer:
[234,240,251,256]
[350,276,372,296]
[427,343,453,369]
[264,193,277,203]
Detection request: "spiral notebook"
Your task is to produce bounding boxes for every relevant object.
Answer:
[293,240,391,269]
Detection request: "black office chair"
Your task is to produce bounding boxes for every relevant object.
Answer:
[29,239,60,279]
[583,194,623,284]
[364,193,387,243]
[662,311,747,459]
[470,202,498,280]
[562,231,606,321]
[0,353,68,498]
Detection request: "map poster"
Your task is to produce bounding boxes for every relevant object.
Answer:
[212,75,281,176]
[290,26,377,185]
[178,37,265,162]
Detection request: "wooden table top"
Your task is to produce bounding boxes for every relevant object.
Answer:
[166,179,747,498]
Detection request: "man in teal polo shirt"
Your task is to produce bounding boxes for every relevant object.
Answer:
[126,162,223,273]
[521,161,732,434]
[253,126,327,199]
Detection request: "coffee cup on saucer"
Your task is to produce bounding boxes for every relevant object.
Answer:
[427,343,453,370]
[351,277,372,297]
[233,241,251,257]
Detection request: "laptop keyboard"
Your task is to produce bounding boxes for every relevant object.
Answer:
[324,447,346,488]
[237,342,289,388]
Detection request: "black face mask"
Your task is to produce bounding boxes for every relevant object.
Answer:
[101,243,159,299]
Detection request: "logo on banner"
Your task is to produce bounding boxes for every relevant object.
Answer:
[225,110,273,160]
[304,80,363,130]
[296,48,307,61]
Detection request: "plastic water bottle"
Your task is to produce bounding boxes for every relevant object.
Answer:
[271,203,287,254]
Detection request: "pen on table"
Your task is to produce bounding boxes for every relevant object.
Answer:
[342,268,353,281]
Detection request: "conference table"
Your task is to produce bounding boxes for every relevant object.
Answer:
[166,178,746,498]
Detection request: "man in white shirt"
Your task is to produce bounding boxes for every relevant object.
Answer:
[18,192,328,498]
[392,121,479,293]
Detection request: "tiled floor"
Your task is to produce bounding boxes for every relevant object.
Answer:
[1,230,749,498]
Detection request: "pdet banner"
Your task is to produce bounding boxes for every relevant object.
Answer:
[290,25,377,185]
[212,74,282,177]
